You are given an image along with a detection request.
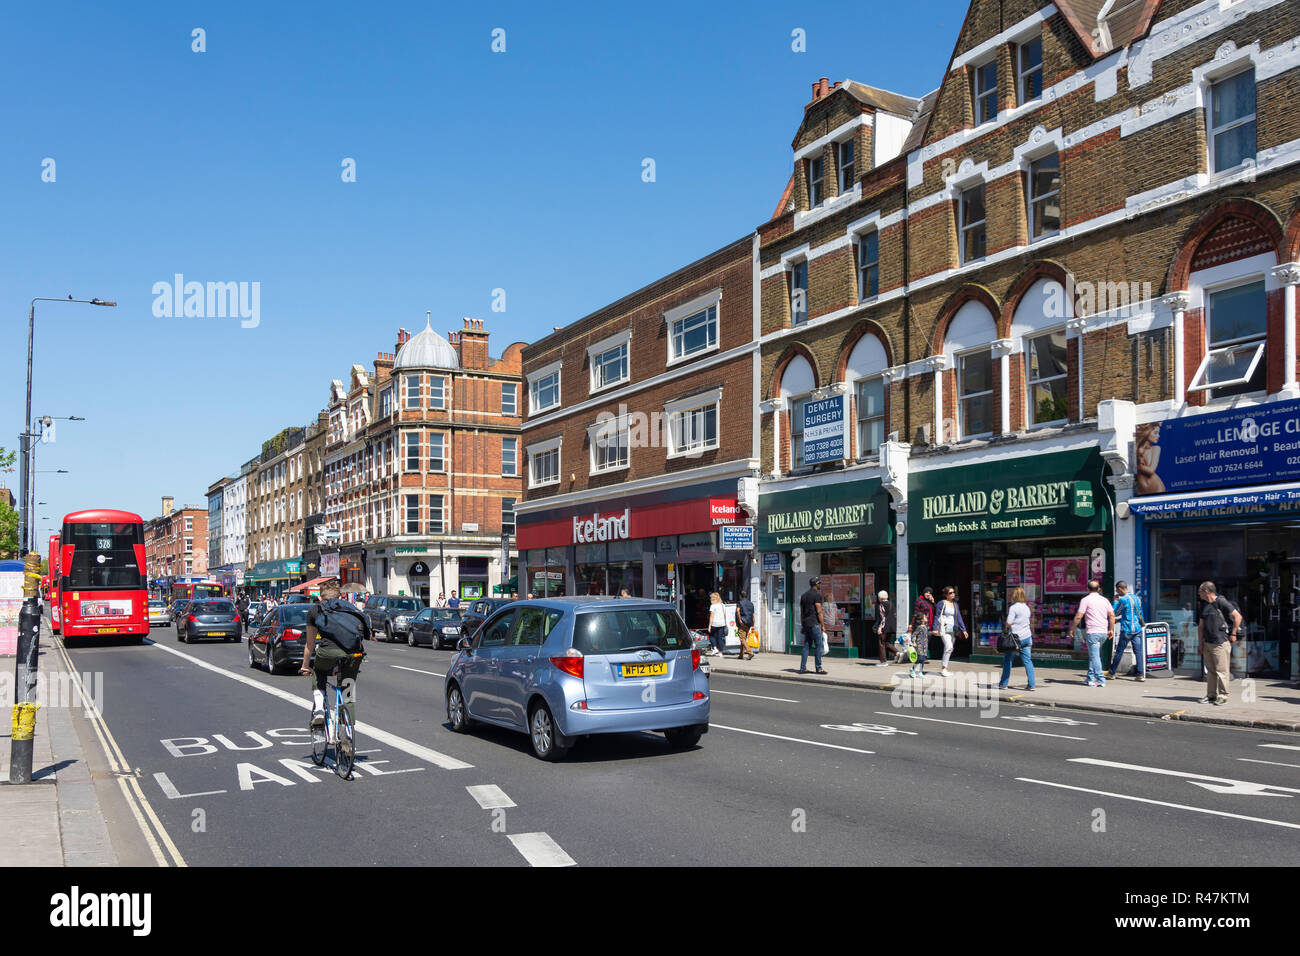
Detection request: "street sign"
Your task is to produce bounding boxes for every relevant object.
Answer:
[719,525,755,550]
[762,552,781,572]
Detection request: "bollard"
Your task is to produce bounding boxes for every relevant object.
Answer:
[9,552,44,784]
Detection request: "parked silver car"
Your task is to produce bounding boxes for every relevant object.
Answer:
[445,597,709,761]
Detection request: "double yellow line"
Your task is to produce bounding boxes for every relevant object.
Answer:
[50,634,186,867]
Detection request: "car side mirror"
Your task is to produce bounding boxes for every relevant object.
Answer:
[457,637,472,653]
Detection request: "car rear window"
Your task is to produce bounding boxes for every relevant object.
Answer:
[572,608,691,655]
[429,609,461,621]
[389,598,421,612]
[149,601,167,609]
[196,601,235,614]
[279,606,310,626]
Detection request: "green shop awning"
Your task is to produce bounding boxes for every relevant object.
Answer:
[757,477,892,552]
[908,447,1110,544]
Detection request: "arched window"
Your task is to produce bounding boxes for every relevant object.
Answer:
[780,355,816,469]
[943,301,998,439]
[845,333,888,458]
[1012,279,1070,427]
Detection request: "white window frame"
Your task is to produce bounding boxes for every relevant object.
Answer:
[972,58,998,125]
[856,230,879,302]
[501,497,516,537]
[428,431,446,473]
[664,388,722,459]
[957,347,996,440]
[854,375,886,459]
[665,290,722,366]
[428,375,447,410]
[404,374,421,410]
[837,138,855,194]
[587,330,632,393]
[1017,37,1043,104]
[502,436,519,476]
[404,431,421,472]
[427,494,445,535]
[588,416,630,474]
[501,382,518,416]
[1027,152,1060,241]
[1188,277,1268,398]
[960,183,987,264]
[789,259,808,325]
[528,361,562,415]
[1024,327,1069,428]
[1207,67,1257,175]
[789,393,812,470]
[404,494,420,535]
[527,437,562,489]
[807,155,824,207]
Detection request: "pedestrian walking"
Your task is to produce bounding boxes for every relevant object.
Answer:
[434,591,446,608]
[999,586,1036,690]
[448,593,461,610]
[873,590,894,665]
[798,577,827,674]
[236,592,250,635]
[913,586,936,629]
[736,591,755,660]
[707,592,728,657]
[906,611,930,678]
[1071,579,1115,686]
[1106,581,1146,682]
[1197,581,1241,705]
[935,586,967,677]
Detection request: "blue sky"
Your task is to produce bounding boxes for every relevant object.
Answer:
[1,0,970,540]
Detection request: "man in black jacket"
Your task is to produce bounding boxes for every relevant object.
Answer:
[736,592,756,660]
[798,578,827,675]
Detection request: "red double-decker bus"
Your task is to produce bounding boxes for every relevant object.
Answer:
[48,533,62,634]
[59,509,149,642]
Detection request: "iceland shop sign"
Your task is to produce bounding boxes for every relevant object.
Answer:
[1137,397,1300,495]
[801,395,845,465]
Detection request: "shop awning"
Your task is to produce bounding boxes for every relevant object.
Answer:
[288,576,337,593]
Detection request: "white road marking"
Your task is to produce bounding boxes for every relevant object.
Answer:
[711,724,874,754]
[507,832,576,867]
[1018,778,1300,830]
[876,712,1087,740]
[1069,758,1299,797]
[147,640,472,770]
[466,784,517,810]
[1239,758,1300,770]
[710,689,799,703]
[821,722,917,735]
[391,664,445,678]
[1001,714,1097,726]
[153,772,226,799]
[1260,743,1300,752]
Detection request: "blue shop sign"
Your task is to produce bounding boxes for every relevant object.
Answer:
[801,395,845,465]
[1137,397,1300,495]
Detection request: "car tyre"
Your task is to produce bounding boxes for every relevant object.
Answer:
[665,726,704,750]
[529,701,569,762]
[248,641,258,669]
[447,684,472,733]
[385,624,393,643]
[265,642,278,675]
[408,630,415,647]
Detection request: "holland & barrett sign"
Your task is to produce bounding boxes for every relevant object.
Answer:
[757,478,890,551]
[910,449,1108,543]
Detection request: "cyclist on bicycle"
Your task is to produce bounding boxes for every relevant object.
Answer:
[300,579,369,728]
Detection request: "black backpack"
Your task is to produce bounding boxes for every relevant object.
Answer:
[314,598,370,652]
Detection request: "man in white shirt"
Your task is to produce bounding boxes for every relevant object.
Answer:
[1071,580,1115,687]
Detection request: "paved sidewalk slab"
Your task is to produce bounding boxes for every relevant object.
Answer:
[709,652,1300,731]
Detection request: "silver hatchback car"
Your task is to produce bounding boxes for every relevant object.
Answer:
[445,597,709,761]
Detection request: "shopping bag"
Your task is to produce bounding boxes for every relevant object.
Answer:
[746,627,760,649]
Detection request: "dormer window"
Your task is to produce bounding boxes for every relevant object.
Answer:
[838,140,855,193]
[973,60,998,124]
[807,156,824,207]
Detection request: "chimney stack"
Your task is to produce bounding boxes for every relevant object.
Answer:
[456,317,490,370]
[162,496,174,517]
[811,76,832,101]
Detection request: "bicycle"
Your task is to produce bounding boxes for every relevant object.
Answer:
[310,654,363,779]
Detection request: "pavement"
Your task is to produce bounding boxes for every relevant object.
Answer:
[0,621,120,867]
[709,650,1300,732]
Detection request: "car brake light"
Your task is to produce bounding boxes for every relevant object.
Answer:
[692,649,701,671]
[233,613,241,622]
[693,691,706,700]
[187,615,196,623]
[550,647,584,679]
[282,628,303,640]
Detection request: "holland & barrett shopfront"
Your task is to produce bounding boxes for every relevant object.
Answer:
[1129,397,1300,680]
[908,447,1111,665]
[757,475,893,659]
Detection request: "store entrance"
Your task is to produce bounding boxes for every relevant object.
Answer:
[914,544,975,659]
[678,563,714,631]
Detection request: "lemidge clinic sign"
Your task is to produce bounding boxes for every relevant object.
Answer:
[1135,397,1300,495]
[910,449,1108,543]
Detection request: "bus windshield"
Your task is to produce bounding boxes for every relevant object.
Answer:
[64,522,144,590]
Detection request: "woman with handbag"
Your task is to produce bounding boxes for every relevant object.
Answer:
[707,592,728,657]
[999,586,1036,690]
[936,586,966,677]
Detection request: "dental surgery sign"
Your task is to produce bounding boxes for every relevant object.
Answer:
[1136,397,1300,494]
[801,394,846,465]
[910,449,1108,543]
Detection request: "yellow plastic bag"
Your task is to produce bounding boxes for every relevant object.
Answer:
[746,627,760,649]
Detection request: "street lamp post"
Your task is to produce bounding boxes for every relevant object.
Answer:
[19,297,113,557]
[25,416,84,550]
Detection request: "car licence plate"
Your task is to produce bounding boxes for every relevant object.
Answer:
[621,662,667,678]
[96,627,119,634]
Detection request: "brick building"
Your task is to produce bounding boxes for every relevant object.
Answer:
[517,236,759,625]
[755,0,1300,677]
[322,318,525,603]
[144,496,208,593]
[244,427,308,596]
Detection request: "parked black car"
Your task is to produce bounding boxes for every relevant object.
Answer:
[177,599,242,643]
[407,607,465,649]
[247,604,311,675]
[363,595,426,642]
[168,599,192,630]
[458,598,514,643]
